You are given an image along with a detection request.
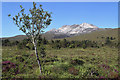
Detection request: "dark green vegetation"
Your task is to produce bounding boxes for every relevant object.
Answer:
[2,28,119,78]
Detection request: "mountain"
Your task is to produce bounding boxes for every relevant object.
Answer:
[44,23,110,39]
[47,23,99,36]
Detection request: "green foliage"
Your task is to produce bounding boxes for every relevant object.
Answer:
[37,35,43,46]
[69,44,75,48]
[17,38,31,49]
[8,2,52,38]
[2,39,11,46]
[52,43,61,49]
[51,39,54,44]
[105,37,111,45]
[17,43,25,49]
[8,14,11,17]
[61,39,68,48]
[104,37,118,48]
[70,58,85,65]
[11,41,19,45]
[42,37,48,45]
[37,36,48,47]
[39,47,46,58]
[50,39,100,49]
[82,44,87,49]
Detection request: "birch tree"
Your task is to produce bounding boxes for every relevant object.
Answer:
[8,2,52,74]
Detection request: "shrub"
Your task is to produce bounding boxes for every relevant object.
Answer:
[39,47,46,58]
[69,44,75,48]
[52,44,61,49]
[17,43,25,49]
[11,41,19,46]
[2,61,19,77]
[42,37,48,45]
[16,56,24,62]
[70,59,85,65]
[105,37,111,45]
[26,43,31,50]
[82,44,87,49]
[2,39,11,46]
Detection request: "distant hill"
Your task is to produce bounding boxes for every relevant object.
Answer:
[62,28,118,43]
[1,35,27,42]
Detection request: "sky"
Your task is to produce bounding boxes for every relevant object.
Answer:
[1,2,118,37]
[1,0,119,2]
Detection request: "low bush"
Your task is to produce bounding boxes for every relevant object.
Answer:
[70,58,85,66]
[2,61,19,78]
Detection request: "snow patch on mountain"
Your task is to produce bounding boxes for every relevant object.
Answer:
[47,23,99,35]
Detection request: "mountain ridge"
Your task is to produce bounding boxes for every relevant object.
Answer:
[47,23,99,35]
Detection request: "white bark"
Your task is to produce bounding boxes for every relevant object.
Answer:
[32,38,42,74]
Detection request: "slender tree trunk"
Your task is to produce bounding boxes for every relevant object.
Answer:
[33,40,42,74]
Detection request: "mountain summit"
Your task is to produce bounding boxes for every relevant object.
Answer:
[47,23,99,35]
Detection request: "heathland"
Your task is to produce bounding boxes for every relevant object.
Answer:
[2,28,119,79]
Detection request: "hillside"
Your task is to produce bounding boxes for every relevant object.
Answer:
[57,28,118,43]
[1,35,27,42]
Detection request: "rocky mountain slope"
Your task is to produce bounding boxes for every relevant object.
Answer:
[44,23,109,39]
[47,23,99,35]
